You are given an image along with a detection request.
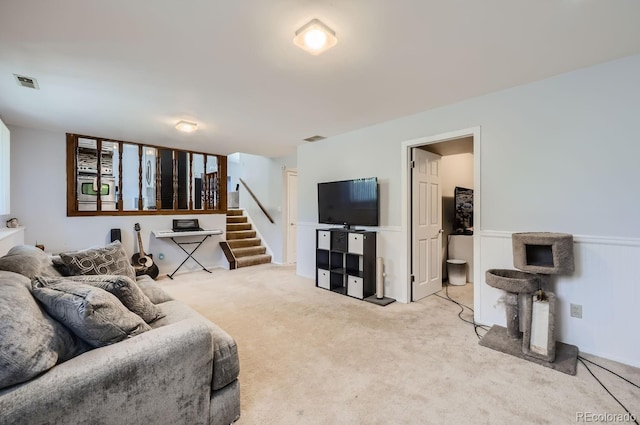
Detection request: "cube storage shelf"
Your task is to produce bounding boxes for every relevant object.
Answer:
[316,228,376,300]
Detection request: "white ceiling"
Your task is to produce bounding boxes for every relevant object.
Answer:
[1,0,640,157]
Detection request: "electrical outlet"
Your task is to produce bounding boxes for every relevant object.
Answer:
[570,303,582,318]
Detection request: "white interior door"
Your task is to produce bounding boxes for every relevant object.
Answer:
[285,170,298,264]
[412,149,443,301]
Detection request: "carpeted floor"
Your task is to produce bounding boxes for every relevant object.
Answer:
[159,264,639,425]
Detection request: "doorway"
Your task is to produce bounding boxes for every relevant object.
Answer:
[402,127,480,310]
[283,169,298,264]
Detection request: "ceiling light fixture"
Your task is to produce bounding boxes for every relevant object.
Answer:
[293,19,337,55]
[175,120,198,133]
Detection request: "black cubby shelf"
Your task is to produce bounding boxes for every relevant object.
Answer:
[315,228,376,300]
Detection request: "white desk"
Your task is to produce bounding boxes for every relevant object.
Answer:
[152,229,223,279]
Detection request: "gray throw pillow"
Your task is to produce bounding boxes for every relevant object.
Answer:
[0,271,88,390]
[35,275,164,323]
[32,277,151,348]
[51,255,73,276]
[59,241,136,281]
[135,274,174,304]
[0,245,62,279]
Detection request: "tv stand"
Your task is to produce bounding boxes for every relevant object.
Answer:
[316,228,376,299]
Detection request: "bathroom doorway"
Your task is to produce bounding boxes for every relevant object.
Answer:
[403,127,480,313]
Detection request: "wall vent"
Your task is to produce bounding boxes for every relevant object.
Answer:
[13,74,40,90]
[303,135,326,142]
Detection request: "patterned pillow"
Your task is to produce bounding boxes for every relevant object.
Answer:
[32,278,151,348]
[59,241,136,281]
[0,245,62,279]
[35,275,164,323]
[0,271,88,390]
[51,256,73,276]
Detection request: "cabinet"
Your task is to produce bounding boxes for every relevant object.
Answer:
[316,229,376,299]
[0,227,25,257]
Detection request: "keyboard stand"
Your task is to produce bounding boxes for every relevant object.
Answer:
[152,229,223,279]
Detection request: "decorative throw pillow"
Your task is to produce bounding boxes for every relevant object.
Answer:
[35,275,164,323]
[0,245,62,279]
[51,255,73,276]
[32,278,151,348]
[59,241,136,281]
[0,271,88,390]
[135,274,174,305]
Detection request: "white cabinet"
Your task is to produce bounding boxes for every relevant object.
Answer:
[0,118,9,215]
[317,269,330,289]
[348,233,364,255]
[346,276,364,298]
[318,230,331,250]
[0,227,24,257]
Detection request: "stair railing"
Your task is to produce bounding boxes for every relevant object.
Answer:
[239,178,275,224]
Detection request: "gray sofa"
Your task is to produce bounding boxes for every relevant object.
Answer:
[0,244,240,425]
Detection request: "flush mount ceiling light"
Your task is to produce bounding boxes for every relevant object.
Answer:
[175,120,198,133]
[293,19,337,55]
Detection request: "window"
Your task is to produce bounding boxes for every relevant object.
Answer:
[66,133,227,216]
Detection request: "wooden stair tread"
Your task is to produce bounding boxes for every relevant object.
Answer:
[226,230,256,240]
[236,254,272,268]
[227,216,248,224]
[231,246,266,257]
[226,209,244,216]
[227,223,252,231]
[227,238,261,248]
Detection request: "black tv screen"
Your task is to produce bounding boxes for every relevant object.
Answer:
[318,178,379,227]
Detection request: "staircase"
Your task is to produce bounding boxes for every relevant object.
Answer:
[220,209,272,269]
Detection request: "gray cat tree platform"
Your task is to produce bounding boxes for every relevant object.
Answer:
[480,232,578,375]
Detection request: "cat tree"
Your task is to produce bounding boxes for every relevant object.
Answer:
[480,232,579,375]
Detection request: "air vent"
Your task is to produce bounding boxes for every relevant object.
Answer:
[14,74,40,90]
[303,135,326,142]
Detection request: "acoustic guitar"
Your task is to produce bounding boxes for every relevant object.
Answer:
[132,223,159,279]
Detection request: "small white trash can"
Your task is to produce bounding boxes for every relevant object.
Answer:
[447,259,467,286]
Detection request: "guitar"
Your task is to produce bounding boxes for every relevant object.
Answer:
[131,223,159,279]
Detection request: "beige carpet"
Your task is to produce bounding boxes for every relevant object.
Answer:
[159,264,639,425]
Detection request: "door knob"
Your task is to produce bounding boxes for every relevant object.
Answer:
[439,229,444,233]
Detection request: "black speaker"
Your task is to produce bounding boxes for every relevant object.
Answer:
[110,229,122,243]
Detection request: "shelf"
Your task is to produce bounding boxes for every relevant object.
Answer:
[345,270,364,278]
[315,228,377,301]
[331,287,348,295]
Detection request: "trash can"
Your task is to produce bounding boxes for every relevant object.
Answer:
[447,259,467,286]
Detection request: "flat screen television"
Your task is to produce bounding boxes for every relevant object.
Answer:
[318,177,379,228]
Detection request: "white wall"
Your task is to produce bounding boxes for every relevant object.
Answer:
[0,117,10,217]
[441,153,474,197]
[233,152,296,264]
[297,54,640,367]
[9,126,227,277]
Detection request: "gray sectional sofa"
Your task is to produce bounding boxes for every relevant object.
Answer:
[0,244,240,425]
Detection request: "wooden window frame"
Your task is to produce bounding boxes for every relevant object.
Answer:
[66,133,227,216]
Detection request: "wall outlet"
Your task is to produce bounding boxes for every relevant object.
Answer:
[570,303,582,318]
